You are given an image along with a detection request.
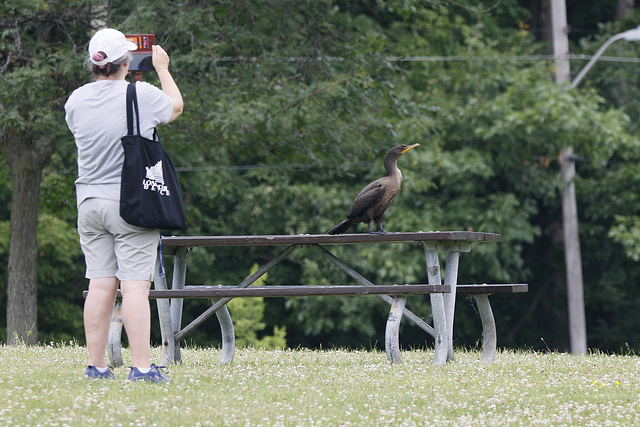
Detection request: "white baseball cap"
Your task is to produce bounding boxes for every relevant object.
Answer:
[88,28,137,66]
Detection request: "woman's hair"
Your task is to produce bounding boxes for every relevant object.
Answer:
[85,51,133,77]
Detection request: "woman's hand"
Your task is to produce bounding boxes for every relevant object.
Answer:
[152,45,170,71]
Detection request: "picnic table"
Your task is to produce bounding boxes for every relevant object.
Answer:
[102,231,527,366]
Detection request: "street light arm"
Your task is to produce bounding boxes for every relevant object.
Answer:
[569,32,627,89]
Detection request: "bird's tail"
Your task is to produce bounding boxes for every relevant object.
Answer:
[327,219,352,235]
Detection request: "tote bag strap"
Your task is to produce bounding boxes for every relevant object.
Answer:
[126,82,142,136]
[126,82,159,140]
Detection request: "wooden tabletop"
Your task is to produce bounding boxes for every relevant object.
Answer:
[161,231,501,248]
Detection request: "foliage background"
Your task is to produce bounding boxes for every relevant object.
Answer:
[2,0,640,353]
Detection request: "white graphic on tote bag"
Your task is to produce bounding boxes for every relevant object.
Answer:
[143,161,170,196]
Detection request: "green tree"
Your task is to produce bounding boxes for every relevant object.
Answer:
[3,0,640,353]
[0,0,93,344]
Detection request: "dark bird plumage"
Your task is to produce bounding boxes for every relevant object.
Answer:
[327,143,419,235]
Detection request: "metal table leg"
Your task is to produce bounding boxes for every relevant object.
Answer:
[170,247,188,364]
[443,251,459,362]
[154,257,174,366]
[424,248,448,365]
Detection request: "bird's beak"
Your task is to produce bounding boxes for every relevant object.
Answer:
[402,143,420,154]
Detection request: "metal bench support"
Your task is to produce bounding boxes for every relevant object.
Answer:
[107,302,124,367]
[385,296,407,364]
[216,305,235,365]
[474,294,497,363]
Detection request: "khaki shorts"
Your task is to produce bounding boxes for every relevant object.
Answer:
[78,198,159,281]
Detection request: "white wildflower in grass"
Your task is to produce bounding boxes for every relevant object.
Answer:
[1,343,640,425]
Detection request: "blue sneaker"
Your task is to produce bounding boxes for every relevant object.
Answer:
[84,365,115,380]
[127,364,171,382]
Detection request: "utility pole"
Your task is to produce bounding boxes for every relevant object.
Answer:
[550,0,588,355]
[551,0,570,85]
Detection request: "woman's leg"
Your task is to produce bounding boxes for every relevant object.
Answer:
[84,277,119,368]
[120,280,152,368]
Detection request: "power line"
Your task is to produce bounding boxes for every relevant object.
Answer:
[210,54,640,64]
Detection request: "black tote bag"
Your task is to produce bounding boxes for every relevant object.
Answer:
[119,82,186,230]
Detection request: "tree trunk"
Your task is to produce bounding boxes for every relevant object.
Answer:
[616,0,634,20]
[5,135,47,345]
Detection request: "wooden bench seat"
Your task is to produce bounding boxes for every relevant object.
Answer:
[83,283,526,299]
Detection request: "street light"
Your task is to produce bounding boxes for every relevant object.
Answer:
[570,25,640,88]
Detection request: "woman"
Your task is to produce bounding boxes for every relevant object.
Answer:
[65,28,184,382]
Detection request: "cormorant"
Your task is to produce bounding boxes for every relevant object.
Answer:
[327,143,419,235]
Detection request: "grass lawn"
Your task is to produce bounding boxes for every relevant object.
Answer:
[1,343,639,425]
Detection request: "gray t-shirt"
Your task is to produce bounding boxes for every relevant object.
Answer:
[65,80,174,207]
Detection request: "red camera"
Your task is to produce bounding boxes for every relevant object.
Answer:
[125,34,156,71]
